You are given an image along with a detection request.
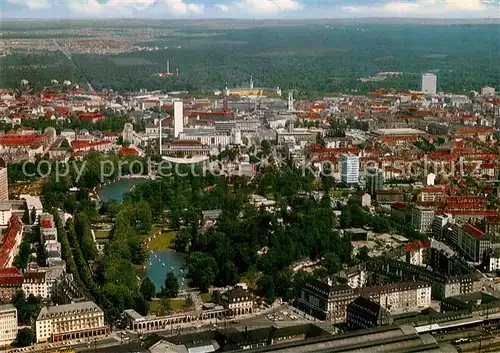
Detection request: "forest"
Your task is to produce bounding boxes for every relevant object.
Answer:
[1,24,498,96]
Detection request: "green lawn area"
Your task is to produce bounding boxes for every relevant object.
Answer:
[135,265,146,280]
[150,298,187,314]
[200,292,212,302]
[148,227,177,251]
[330,189,350,197]
[94,229,110,239]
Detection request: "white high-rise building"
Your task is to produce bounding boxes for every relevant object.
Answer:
[421,73,437,94]
[340,154,360,187]
[0,304,17,346]
[0,168,8,201]
[174,101,184,138]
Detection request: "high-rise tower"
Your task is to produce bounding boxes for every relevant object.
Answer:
[288,91,294,111]
[174,101,184,138]
[421,73,437,94]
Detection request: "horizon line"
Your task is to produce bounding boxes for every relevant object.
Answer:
[2,17,500,21]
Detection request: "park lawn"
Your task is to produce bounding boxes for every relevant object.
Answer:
[94,230,110,239]
[150,299,186,314]
[170,299,186,311]
[135,265,146,280]
[330,189,350,197]
[148,230,177,251]
[200,292,212,303]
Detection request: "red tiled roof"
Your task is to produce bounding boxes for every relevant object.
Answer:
[391,202,406,210]
[119,147,140,155]
[463,224,485,239]
[193,102,210,108]
[0,134,45,147]
[0,268,23,286]
[71,140,111,150]
[440,210,498,216]
[0,216,22,268]
[421,187,445,193]
[40,219,52,228]
[455,127,494,135]
[171,140,202,146]
[197,119,214,124]
[310,103,326,110]
[189,112,233,118]
[79,113,104,121]
[404,240,431,253]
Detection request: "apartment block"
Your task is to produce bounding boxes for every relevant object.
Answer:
[373,259,476,300]
[391,202,408,223]
[296,280,357,322]
[340,154,360,187]
[297,279,431,322]
[0,304,17,346]
[0,216,23,268]
[359,282,432,314]
[488,249,500,272]
[0,268,23,302]
[346,297,391,330]
[412,206,435,233]
[417,186,445,203]
[447,223,500,263]
[366,168,384,196]
[22,271,49,299]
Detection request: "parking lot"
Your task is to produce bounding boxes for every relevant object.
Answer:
[266,309,300,323]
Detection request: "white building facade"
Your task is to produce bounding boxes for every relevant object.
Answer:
[0,304,17,346]
[36,301,107,343]
[364,282,432,314]
[174,101,184,138]
[412,206,435,233]
[421,73,437,94]
[22,271,50,299]
[340,154,360,186]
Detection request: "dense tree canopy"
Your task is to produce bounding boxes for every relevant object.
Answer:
[162,272,180,298]
[127,161,353,298]
[140,277,156,301]
[12,292,42,326]
[1,25,498,94]
[14,328,36,347]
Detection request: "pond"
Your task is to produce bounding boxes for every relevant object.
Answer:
[147,250,188,292]
[98,178,188,292]
[98,178,146,202]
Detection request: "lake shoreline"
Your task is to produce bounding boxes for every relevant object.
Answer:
[97,177,148,203]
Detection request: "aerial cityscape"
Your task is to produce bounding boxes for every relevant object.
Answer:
[0,8,499,353]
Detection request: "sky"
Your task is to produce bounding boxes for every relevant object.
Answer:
[1,0,499,19]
